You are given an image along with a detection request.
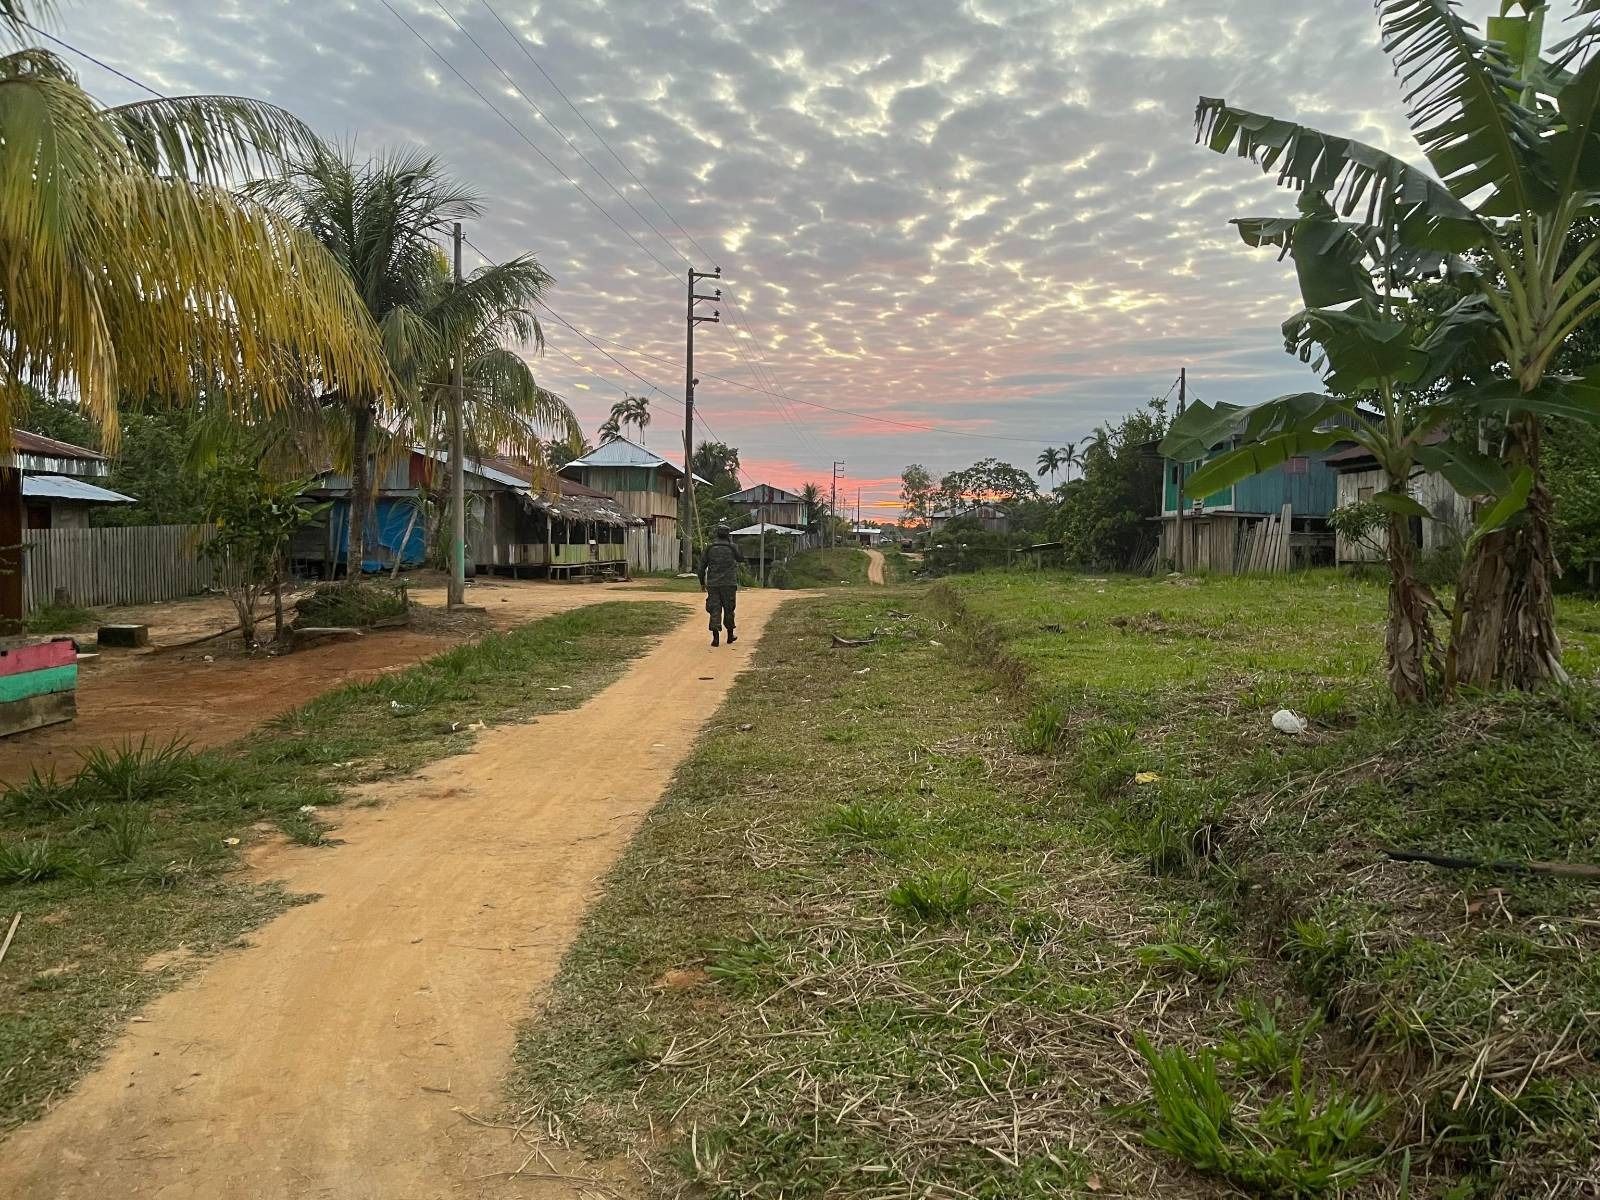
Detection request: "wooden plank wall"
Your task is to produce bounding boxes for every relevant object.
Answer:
[22,525,232,612]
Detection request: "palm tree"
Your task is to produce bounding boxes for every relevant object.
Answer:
[255,145,574,576]
[1180,1,1600,693]
[800,482,827,533]
[0,6,388,447]
[1036,447,1065,485]
[410,250,582,471]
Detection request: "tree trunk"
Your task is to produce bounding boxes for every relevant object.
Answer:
[271,564,286,647]
[1385,506,1440,705]
[346,402,373,584]
[1452,416,1566,691]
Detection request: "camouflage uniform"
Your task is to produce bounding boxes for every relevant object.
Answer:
[699,537,743,639]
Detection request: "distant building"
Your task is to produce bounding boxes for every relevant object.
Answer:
[2,431,121,626]
[721,483,810,531]
[560,437,706,572]
[851,525,888,546]
[23,475,135,530]
[930,503,1010,534]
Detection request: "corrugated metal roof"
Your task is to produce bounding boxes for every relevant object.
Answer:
[564,437,709,483]
[10,430,109,478]
[729,522,805,536]
[13,430,105,460]
[724,483,804,504]
[565,436,673,472]
[23,475,135,503]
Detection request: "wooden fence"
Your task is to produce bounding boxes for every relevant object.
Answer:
[22,524,228,612]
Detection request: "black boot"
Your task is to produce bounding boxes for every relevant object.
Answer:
[711,630,720,647]
[727,628,738,644]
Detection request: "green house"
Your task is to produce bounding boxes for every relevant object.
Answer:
[1159,437,1348,573]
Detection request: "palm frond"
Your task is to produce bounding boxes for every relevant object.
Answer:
[103,94,322,183]
[1195,97,1487,250]
[1378,0,1555,217]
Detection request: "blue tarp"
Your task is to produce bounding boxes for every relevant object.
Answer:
[327,498,428,573]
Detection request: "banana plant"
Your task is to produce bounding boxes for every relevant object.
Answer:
[1178,0,1600,693]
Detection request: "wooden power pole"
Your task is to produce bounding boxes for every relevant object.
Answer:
[1174,366,1187,574]
[448,222,467,608]
[681,267,721,572]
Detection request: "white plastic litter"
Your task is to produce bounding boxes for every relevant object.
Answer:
[1271,709,1309,735]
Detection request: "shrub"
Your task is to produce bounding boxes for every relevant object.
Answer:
[24,603,93,634]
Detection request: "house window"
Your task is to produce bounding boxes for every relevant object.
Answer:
[1358,485,1375,502]
[1170,464,1181,485]
[1284,456,1309,476]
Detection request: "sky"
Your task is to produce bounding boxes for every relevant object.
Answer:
[64,0,1581,515]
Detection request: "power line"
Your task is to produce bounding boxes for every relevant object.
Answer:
[473,0,721,268]
[23,19,165,99]
[376,0,682,283]
[428,0,693,275]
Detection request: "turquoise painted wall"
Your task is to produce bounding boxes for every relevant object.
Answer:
[1163,446,1343,517]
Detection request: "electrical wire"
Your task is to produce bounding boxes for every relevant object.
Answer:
[376,0,682,282]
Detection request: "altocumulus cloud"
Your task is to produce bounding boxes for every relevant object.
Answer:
[75,0,1575,505]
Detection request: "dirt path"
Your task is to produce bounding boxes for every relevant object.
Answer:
[0,588,794,1200]
[0,578,675,785]
[865,548,886,585]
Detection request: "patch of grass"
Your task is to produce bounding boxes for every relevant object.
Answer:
[887,866,977,922]
[0,600,682,1131]
[1139,1037,1384,1196]
[0,838,76,885]
[1015,697,1066,754]
[73,736,209,805]
[778,546,870,588]
[514,568,1600,1196]
[23,603,94,634]
[1136,937,1237,984]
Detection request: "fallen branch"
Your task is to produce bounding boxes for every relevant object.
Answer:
[831,634,877,648]
[1384,849,1600,880]
[0,911,20,970]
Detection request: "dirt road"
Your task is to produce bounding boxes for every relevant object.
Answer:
[0,578,678,785]
[865,548,886,585]
[0,588,793,1200]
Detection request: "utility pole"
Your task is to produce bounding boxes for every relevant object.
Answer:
[681,266,721,572]
[1174,367,1186,574]
[448,222,467,608]
[830,461,845,550]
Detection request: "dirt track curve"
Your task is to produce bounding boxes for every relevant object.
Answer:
[865,548,886,585]
[0,588,793,1200]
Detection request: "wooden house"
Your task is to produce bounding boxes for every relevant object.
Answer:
[1158,434,1347,573]
[1,432,116,629]
[559,437,702,572]
[298,448,639,579]
[24,476,135,530]
[722,483,810,531]
[930,503,1010,534]
[1324,439,1472,565]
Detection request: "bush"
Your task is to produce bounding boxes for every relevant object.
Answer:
[293,581,410,629]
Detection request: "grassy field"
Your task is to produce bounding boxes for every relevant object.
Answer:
[780,546,870,588]
[0,600,682,1131]
[511,573,1600,1198]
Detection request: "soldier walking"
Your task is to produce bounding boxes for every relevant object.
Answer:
[699,524,743,647]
